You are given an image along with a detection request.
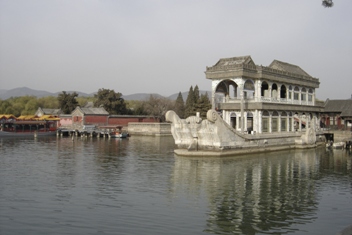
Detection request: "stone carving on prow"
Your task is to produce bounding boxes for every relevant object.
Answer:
[185,115,203,151]
[165,110,184,145]
[303,128,316,145]
[206,110,218,123]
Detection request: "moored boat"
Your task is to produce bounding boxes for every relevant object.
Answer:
[98,125,129,138]
[109,126,129,138]
[109,131,129,138]
[0,114,59,138]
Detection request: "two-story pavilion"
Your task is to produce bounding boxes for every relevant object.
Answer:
[205,56,324,134]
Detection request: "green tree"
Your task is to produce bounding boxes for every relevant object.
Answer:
[94,88,127,114]
[0,100,12,114]
[22,98,39,115]
[12,102,25,117]
[185,86,195,117]
[196,92,212,118]
[193,85,200,105]
[174,92,185,118]
[58,91,79,114]
[37,96,59,109]
[76,96,96,107]
[126,100,147,115]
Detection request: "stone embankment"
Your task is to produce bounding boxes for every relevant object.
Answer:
[326,130,352,142]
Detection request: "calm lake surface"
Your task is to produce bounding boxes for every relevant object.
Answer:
[0,136,351,235]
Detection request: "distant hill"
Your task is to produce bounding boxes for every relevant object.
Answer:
[0,87,53,99]
[122,93,164,101]
[0,87,92,100]
[0,87,210,101]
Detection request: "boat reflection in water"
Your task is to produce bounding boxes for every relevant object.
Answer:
[171,147,352,234]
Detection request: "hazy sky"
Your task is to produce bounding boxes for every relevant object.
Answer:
[0,0,351,99]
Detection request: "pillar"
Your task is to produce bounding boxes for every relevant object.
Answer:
[269,113,272,133]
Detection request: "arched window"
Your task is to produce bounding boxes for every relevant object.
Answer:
[294,86,300,100]
[280,85,287,99]
[272,83,278,99]
[272,111,279,132]
[261,82,269,97]
[262,110,269,132]
[230,112,236,129]
[281,111,287,131]
[308,89,314,102]
[247,112,253,132]
[301,88,307,101]
[244,80,255,99]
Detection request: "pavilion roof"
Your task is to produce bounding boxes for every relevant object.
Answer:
[212,55,256,67]
[268,60,311,77]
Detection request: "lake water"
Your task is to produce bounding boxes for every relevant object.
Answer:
[0,136,351,235]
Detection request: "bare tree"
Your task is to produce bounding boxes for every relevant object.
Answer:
[143,95,174,122]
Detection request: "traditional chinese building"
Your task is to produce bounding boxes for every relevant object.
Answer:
[205,56,324,134]
[71,106,109,129]
[321,99,352,130]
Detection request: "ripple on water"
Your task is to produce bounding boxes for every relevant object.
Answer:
[1,138,352,235]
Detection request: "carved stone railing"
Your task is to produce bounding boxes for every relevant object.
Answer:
[218,97,316,106]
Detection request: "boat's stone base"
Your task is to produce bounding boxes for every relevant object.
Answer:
[174,142,325,157]
[166,109,325,157]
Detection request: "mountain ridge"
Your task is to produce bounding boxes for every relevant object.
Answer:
[0,87,210,101]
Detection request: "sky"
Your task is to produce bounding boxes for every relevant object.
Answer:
[0,0,351,100]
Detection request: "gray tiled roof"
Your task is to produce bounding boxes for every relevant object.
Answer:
[213,55,256,67]
[42,108,61,115]
[80,107,109,115]
[84,102,94,108]
[268,60,311,77]
[324,99,352,117]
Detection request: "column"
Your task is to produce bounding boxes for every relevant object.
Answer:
[244,112,248,133]
[239,81,245,133]
[236,115,240,131]
[258,111,262,134]
[269,113,272,133]
[256,81,262,102]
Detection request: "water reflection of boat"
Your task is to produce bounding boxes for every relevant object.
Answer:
[0,130,57,137]
[326,141,352,150]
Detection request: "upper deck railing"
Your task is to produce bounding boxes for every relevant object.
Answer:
[220,96,315,106]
